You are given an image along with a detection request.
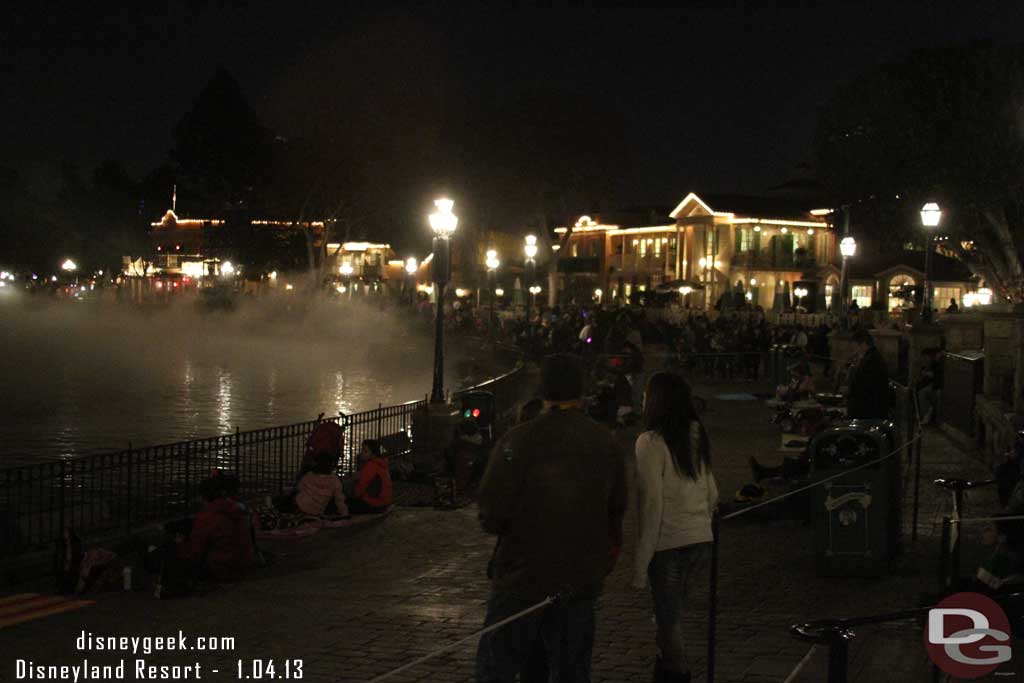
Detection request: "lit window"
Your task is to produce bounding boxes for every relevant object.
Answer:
[654,238,661,257]
[934,286,962,310]
[851,285,873,309]
[640,240,647,257]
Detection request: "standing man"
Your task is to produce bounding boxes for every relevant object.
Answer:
[846,329,890,419]
[476,353,627,682]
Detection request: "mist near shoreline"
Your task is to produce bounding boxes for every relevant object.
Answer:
[0,295,472,464]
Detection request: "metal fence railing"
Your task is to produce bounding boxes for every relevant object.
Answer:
[0,343,530,559]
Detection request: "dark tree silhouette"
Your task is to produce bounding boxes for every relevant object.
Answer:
[816,43,1024,303]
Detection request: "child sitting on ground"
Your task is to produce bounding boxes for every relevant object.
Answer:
[345,440,393,514]
[776,362,815,403]
[276,451,349,518]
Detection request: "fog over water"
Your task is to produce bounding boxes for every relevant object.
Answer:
[0,296,470,465]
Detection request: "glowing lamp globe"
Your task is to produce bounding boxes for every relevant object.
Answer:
[339,262,354,276]
[840,236,857,258]
[405,257,418,275]
[920,202,942,228]
[429,198,458,237]
[62,259,77,271]
[485,250,500,270]
[524,235,538,260]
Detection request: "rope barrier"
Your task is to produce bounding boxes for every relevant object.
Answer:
[365,594,557,682]
[782,645,819,683]
[721,434,920,522]
[369,389,921,681]
[953,514,1024,525]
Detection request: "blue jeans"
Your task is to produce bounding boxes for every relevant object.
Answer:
[475,591,596,683]
[648,543,711,673]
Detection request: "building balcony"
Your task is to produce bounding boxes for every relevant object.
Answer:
[731,252,822,272]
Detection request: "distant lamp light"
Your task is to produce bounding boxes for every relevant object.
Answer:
[524,235,538,260]
[62,259,77,271]
[552,244,561,251]
[285,283,294,291]
[840,236,857,258]
[429,198,458,237]
[455,288,467,297]
[749,278,757,286]
[745,291,753,301]
[221,261,235,276]
[807,229,815,236]
[594,288,602,299]
[405,257,418,275]
[485,250,499,271]
[753,225,761,232]
[780,227,789,234]
[339,262,354,276]
[976,287,993,306]
[51,275,58,282]
[268,271,277,280]
[713,260,721,269]
[495,288,505,297]
[678,286,693,296]
[698,257,707,268]
[336,285,346,293]
[920,202,942,228]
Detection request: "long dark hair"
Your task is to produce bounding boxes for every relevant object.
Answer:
[643,372,710,480]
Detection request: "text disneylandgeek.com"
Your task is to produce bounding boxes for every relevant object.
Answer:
[12,631,306,680]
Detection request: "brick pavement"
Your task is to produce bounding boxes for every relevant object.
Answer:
[0,379,997,683]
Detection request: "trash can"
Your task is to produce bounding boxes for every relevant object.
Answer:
[809,419,902,576]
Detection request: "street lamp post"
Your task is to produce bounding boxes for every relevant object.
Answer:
[405,257,418,306]
[920,202,942,324]
[339,261,354,300]
[429,198,457,403]
[486,249,500,341]
[62,259,78,286]
[524,235,538,337]
[839,236,857,329]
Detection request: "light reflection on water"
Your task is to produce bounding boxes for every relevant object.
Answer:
[0,301,465,466]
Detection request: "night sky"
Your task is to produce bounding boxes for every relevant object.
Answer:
[4,1,1023,221]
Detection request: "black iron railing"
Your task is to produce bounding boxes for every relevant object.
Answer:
[0,344,529,558]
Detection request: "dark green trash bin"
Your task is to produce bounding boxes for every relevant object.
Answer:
[810,419,902,576]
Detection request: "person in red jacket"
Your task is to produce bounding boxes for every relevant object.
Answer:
[345,440,392,514]
[177,477,257,582]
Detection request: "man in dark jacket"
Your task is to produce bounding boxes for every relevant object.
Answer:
[476,353,627,682]
[846,329,890,419]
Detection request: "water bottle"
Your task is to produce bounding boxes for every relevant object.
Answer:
[123,566,132,591]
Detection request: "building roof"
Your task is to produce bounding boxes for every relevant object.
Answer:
[848,250,974,282]
[668,191,827,223]
[696,193,824,221]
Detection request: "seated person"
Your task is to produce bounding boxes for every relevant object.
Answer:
[345,440,393,514]
[160,477,257,595]
[776,362,815,403]
[276,451,349,517]
[749,453,809,483]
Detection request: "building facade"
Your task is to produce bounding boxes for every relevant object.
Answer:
[554,192,835,309]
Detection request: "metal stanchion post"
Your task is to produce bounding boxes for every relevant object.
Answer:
[707,511,720,683]
[826,628,852,683]
[939,516,952,594]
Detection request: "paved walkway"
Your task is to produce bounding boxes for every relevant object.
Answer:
[0,379,996,682]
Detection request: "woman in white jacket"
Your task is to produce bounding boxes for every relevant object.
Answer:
[634,372,718,683]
